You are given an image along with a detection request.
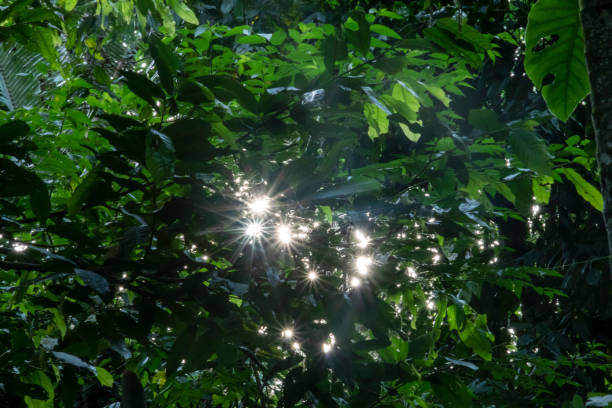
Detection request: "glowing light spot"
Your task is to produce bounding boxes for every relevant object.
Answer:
[248,197,270,214]
[13,244,27,252]
[276,224,292,244]
[426,300,435,310]
[355,256,373,276]
[291,342,300,351]
[181,359,186,364]
[350,276,362,288]
[322,333,336,353]
[118,286,125,292]
[355,230,370,248]
[258,326,268,335]
[202,255,209,262]
[406,267,417,278]
[122,273,128,279]
[245,222,263,238]
[281,328,294,339]
[307,271,318,281]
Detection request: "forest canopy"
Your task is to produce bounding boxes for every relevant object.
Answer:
[0,0,611,407]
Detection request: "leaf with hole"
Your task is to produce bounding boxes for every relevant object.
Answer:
[524,0,590,121]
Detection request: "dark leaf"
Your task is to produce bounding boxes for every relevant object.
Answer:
[75,268,110,296]
[122,71,165,106]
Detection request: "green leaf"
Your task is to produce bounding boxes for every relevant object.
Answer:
[345,11,370,57]
[320,205,333,224]
[145,129,175,183]
[177,81,215,105]
[323,35,347,72]
[524,0,590,121]
[96,367,114,387]
[60,0,78,11]
[370,24,401,39]
[559,168,603,211]
[364,102,389,140]
[391,82,420,114]
[399,123,421,142]
[50,309,66,339]
[0,45,44,111]
[122,71,165,105]
[270,30,287,45]
[507,128,552,175]
[237,35,267,44]
[67,168,99,215]
[458,317,492,361]
[211,121,237,149]
[424,18,492,68]
[533,176,553,204]
[167,0,199,24]
[149,37,178,94]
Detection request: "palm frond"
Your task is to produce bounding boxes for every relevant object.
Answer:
[0,44,45,111]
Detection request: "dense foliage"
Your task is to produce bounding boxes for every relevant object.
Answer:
[1,0,611,407]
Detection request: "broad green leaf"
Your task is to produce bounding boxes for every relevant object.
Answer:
[67,168,99,215]
[60,0,77,11]
[533,176,554,204]
[212,121,237,149]
[237,34,267,44]
[391,82,420,113]
[145,129,175,183]
[399,123,421,142]
[320,205,333,224]
[167,0,199,24]
[524,0,590,121]
[122,71,164,105]
[458,317,492,361]
[270,30,287,45]
[177,81,215,105]
[50,309,66,339]
[96,367,114,387]
[345,11,370,56]
[424,18,492,68]
[424,83,450,107]
[507,128,552,175]
[149,37,178,94]
[364,102,389,140]
[559,168,603,211]
[370,24,401,39]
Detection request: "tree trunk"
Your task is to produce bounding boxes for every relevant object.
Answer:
[580,0,612,272]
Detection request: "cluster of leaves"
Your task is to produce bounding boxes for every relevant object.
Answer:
[1,0,611,407]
